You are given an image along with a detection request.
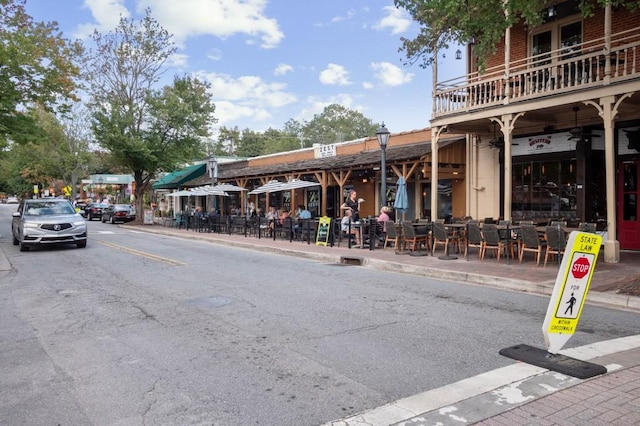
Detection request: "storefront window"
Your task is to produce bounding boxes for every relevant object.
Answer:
[512,159,577,217]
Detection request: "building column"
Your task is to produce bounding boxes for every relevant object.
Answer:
[586,94,633,263]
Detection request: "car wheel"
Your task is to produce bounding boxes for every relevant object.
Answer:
[101,216,106,223]
[19,241,30,252]
[77,240,87,248]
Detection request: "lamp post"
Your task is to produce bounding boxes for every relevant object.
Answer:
[98,177,103,200]
[207,155,218,185]
[376,123,390,210]
[207,155,218,213]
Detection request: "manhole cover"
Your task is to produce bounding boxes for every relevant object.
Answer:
[185,296,231,308]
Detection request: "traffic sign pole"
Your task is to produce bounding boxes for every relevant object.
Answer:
[542,231,602,354]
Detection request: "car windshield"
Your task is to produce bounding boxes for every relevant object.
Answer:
[25,201,75,216]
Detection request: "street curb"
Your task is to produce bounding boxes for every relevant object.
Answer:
[129,225,639,312]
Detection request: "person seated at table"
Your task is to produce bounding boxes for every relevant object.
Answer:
[377,206,391,232]
[341,209,360,245]
[266,206,278,235]
[296,204,312,220]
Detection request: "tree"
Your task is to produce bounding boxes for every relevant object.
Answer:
[0,0,81,148]
[260,128,300,155]
[301,104,378,145]
[84,10,216,222]
[393,0,640,69]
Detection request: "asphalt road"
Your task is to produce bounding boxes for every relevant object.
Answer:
[1,204,640,425]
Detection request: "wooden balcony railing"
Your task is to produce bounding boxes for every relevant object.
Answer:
[434,29,639,118]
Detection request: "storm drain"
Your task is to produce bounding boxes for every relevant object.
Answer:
[340,256,364,266]
[185,296,231,308]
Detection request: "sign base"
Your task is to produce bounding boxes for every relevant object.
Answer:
[499,344,607,379]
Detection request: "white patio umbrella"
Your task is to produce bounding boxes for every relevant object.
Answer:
[280,179,320,191]
[248,180,285,194]
[209,183,247,192]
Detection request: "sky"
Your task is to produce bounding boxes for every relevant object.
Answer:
[25,0,465,136]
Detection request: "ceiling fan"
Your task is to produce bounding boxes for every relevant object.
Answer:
[568,106,593,142]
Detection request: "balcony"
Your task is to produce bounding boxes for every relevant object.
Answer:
[434,28,639,118]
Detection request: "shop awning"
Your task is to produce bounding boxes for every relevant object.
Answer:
[152,163,206,190]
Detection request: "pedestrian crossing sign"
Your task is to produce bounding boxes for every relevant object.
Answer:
[543,231,602,354]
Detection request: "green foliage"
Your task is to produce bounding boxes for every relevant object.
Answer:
[394,0,640,70]
[0,0,81,148]
[301,104,378,145]
[84,10,216,220]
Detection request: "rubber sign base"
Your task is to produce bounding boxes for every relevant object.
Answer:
[499,344,607,379]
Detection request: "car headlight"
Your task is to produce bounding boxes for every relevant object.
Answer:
[24,222,40,228]
[73,220,86,226]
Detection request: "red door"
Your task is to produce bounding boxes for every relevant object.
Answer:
[618,160,640,250]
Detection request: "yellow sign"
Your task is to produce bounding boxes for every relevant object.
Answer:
[63,185,72,196]
[543,231,602,353]
[316,216,332,246]
[33,185,39,194]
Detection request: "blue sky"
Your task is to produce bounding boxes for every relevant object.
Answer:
[25,0,465,136]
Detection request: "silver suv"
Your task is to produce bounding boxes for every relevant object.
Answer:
[12,198,88,251]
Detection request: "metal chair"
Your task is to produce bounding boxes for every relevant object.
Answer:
[519,225,546,265]
[464,222,484,259]
[384,223,399,249]
[431,222,459,255]
[481,224,506,261]
[402,222,429,252]
[544,226,567,267]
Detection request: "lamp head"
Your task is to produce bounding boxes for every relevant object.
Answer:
[376,122,390,148]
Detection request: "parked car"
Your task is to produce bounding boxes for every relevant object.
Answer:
[101,204,135,223]
[12,198,87,251]
[84,202,108,220]
[6,196,19,204]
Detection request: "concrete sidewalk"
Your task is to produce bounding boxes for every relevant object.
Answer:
[130,224,640,426]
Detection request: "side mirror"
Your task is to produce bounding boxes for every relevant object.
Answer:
[12,211,20,217]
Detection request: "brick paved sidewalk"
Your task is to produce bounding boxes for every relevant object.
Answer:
[474,348,640,426]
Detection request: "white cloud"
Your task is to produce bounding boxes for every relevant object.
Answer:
[296,93,369,124]
[370,62,414,86]
[274,63,293,76]
[137,0,284,49]
[373,6,411,35]
[362,81,374,90]
[319,63,351,86]
[199,72,297,126]
[75,0,130,38]
[331,9,356,23]
[207,48,223,61]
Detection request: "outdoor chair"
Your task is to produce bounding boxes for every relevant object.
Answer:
[384,223,399,249]
[402,222,429,252]
[519,224,546,266]
[544,226,567,267]
[481,224,507,261]
[464,222,484,259]
[431,222,459,255]
[298,219,316,243]
[578,222,597,233]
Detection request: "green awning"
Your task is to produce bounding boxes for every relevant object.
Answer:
[152,163,206,190]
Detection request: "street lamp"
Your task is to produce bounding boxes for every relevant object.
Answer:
[376,122,390,210]
[98,177,103,201]
[207,155,219,213]
[207,155,218,185]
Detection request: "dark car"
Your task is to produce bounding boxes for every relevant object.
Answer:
[12,198,87,251]
[84,202,108,220]
[101,204,135,223]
